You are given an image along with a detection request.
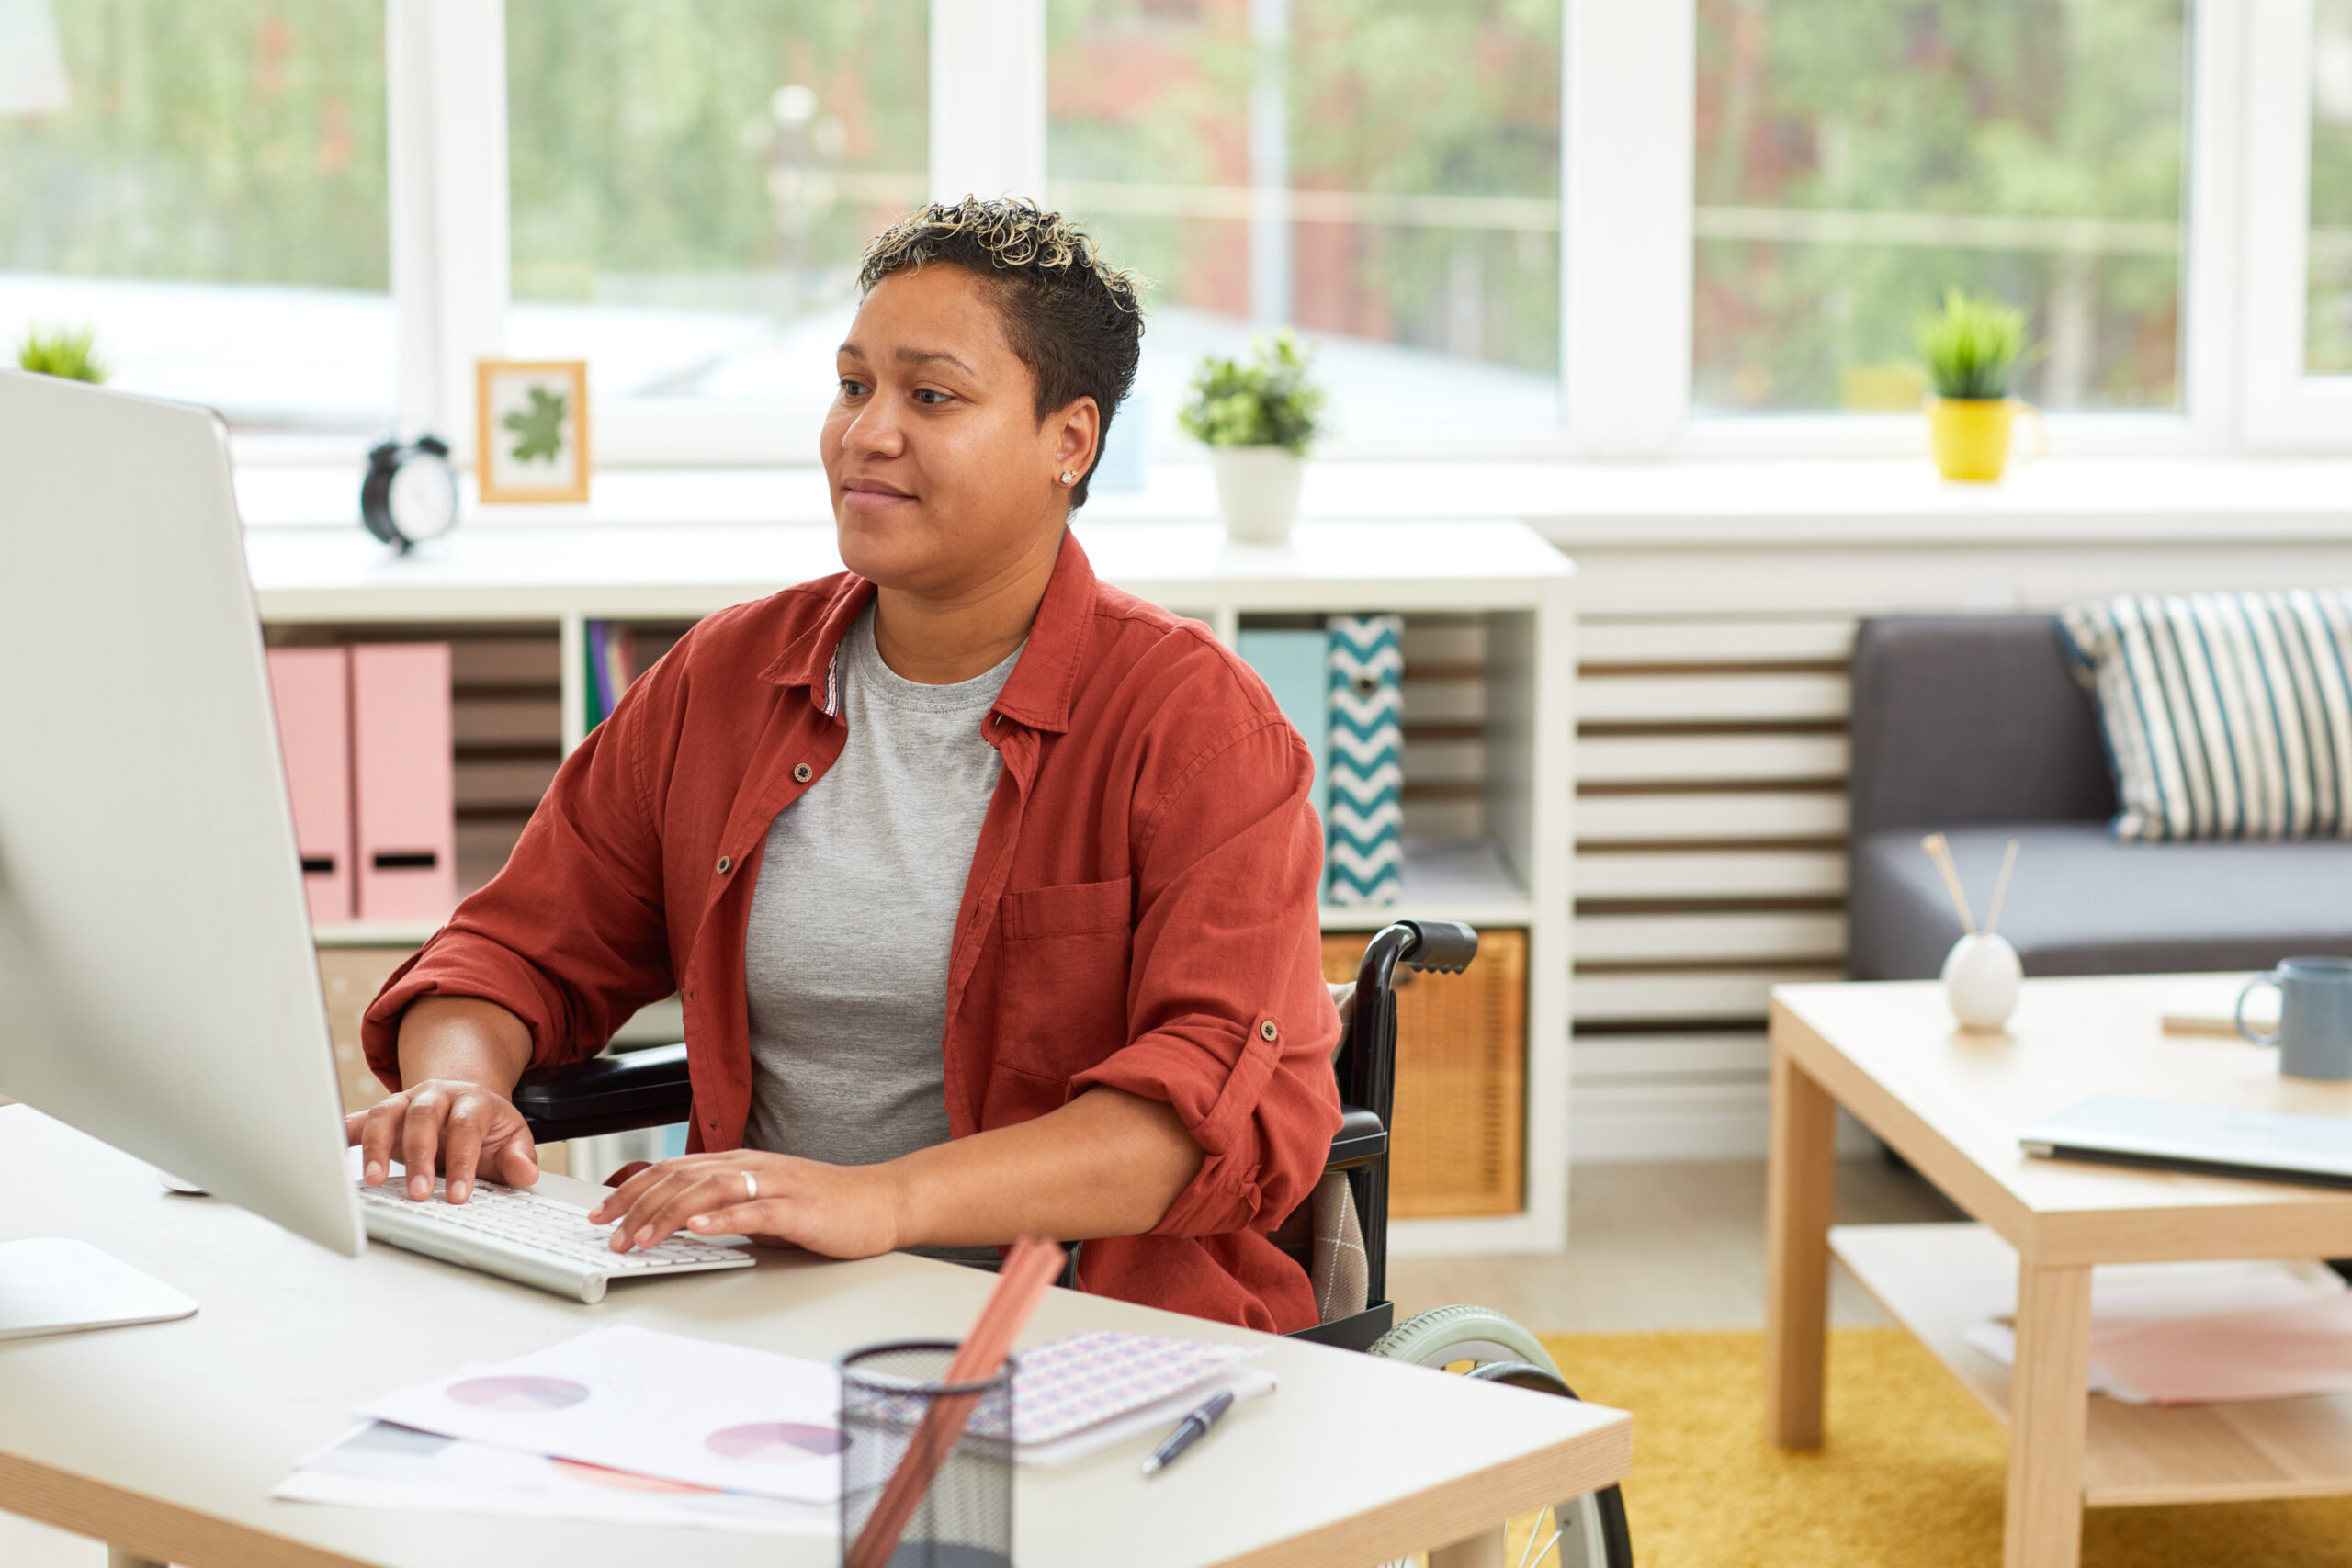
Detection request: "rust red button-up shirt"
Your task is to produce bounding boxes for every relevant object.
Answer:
[362,529,1342,1332]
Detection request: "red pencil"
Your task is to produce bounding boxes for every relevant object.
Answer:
[847,1235,1064,1568]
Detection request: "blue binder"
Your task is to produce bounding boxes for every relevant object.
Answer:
[1236,628,1330,829]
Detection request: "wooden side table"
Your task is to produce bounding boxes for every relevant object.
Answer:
[1765,975,2352,1568]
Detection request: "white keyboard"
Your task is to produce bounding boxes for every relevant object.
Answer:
[356,1177,754,1303]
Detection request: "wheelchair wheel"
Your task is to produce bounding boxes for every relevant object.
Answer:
[1367,1303,1633,1568]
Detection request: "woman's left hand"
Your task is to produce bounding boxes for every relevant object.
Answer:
[589,1152,907,1258]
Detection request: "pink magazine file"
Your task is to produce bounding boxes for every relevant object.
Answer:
[264,647,354,924]
[351,643,457,922]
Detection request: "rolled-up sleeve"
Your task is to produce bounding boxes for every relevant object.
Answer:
[1068,717,1342,1236]
[359,666,679,1090]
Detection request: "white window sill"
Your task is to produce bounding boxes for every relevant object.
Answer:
[233,454,2352,549]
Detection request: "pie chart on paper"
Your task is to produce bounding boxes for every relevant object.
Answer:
[447,1375,592,1413]
[707,1422,846,1461]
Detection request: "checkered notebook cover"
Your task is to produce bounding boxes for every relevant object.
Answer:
[1011,1331,1263,1446]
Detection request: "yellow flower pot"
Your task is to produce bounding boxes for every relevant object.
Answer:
[1927,395,2044,482]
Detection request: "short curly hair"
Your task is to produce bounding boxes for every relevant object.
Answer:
[858,197,1145,509]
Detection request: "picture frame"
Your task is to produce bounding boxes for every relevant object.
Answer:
[475,358,591,504]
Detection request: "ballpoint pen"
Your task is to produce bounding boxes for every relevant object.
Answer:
[1140,1387,1237,1476]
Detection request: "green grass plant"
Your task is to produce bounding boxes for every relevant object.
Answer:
[17,324,108,383]
[1178,331,1328,454]
[1916,290,2028,401]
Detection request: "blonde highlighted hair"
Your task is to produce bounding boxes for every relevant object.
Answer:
[858,197,1145,507]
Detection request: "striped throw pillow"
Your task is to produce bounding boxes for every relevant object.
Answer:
[2057,591,2352,841]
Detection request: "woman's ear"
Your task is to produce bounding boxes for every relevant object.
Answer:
[1049,397,1101,484]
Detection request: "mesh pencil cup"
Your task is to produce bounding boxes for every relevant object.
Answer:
[839,1341,1016,1568]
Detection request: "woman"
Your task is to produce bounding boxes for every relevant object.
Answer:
[350,198,1343,1332]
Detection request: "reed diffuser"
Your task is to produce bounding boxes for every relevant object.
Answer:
[1922,833,2021,1030]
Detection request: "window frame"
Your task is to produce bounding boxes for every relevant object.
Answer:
[329,0,2343,471]
[389,0,508,468]
[1660,0,2246,461]
[2241,0,2352,448]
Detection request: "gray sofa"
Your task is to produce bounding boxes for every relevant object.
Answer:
[1844,615,2352,981]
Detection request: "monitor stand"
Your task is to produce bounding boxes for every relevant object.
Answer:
[0,1237,198,1341]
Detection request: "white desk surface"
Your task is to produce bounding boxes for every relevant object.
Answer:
[241,518,1573,623]
[0,1107,1627,1568]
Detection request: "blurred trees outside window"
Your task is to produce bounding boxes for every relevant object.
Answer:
[1046,0,1562,444]
[1693,0,2188,414]
[2311,0,2352,375]
[0,0,391,428]
[504,0,925,404]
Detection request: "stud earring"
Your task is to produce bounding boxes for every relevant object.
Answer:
[1057,470,1078,486]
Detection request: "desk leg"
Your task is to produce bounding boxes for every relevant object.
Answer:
[1429,1527,1506,1568]
[2004,1262,2091,1568]
[1764,1040,1837,1449]
[107,1551,165,1568]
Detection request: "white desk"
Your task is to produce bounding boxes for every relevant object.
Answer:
[0,1107,1628,1567]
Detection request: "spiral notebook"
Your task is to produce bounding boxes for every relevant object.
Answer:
[1009,1330,1274,1465]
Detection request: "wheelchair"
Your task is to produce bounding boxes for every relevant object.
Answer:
[514,919,1632,1568]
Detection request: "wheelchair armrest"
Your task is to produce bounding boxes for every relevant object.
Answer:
[513,1043,693,1142]
[1327,1104,1386,1170]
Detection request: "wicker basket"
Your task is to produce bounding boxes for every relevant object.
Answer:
[1322,928,1526,1217]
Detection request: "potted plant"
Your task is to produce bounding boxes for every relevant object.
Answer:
[1917,290,2038,482]
[17,323,107,383]
[1179,331,1327,543]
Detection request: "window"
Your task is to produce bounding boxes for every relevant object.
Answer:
[1046,0,1562,451]
[1690,0,2189,415]
[17,3,2352,465]
[0,0,391,430]
[503,0,926,412]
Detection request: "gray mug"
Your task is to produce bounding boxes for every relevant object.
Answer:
[2238,955,2352,1080]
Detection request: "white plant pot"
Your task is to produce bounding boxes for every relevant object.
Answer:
[1941,932,2022,1032]
[1210,446,1306,544]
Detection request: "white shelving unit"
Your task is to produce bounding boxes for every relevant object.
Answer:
[250,518,1577,1254]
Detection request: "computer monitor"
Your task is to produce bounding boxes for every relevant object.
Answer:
[0,370,362,1338]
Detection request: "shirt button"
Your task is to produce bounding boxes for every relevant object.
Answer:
[793,762,813,784]
[1260,1020,1279,1043]
[716,855,732,874]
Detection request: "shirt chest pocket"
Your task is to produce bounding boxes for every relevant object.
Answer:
[996,876,1133,1080]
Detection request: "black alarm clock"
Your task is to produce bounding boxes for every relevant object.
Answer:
[360,434,458,553]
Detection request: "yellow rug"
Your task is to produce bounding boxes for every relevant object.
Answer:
[1535,1327,2352,1568]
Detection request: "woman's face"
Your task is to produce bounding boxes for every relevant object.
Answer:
[822,264,1097,596]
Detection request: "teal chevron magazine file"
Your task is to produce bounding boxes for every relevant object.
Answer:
[1325,615,1403,907]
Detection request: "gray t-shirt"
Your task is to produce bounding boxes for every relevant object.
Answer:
[741,604,1019,1212]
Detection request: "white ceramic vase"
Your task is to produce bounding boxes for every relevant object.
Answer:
[1941,932,2021,1032]
[1210,446,1306,544]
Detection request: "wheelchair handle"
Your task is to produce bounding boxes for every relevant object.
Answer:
[1342,921,1480,1121]
[1336,919,1479,1317]
[1399,919,1477,975]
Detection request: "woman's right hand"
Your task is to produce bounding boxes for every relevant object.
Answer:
[356,994,540,1203]
[346,1079,539,1204]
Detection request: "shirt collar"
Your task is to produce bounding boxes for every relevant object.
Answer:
[757,527,1096,735]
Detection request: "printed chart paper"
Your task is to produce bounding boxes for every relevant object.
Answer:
[275,1421,831,1533]
[356,1325,845,1503]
